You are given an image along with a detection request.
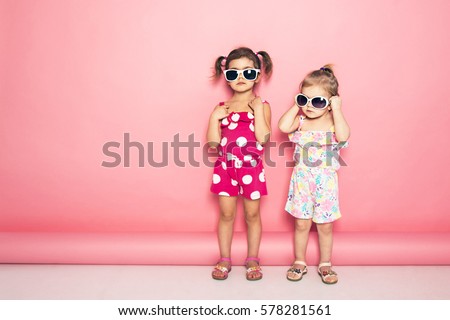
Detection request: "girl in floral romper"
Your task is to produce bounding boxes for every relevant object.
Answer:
[278,65,350,284]
[207,47,273,281]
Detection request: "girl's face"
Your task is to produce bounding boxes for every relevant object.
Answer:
[226,57,260,93]
[300,85,331,119]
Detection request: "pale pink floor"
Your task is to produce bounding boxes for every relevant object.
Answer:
[0,265,449,300]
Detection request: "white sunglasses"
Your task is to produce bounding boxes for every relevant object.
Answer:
[223,68,260,82]
[295,93,330,109]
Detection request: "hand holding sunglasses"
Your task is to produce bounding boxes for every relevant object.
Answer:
[329,96,342,110]
[223,68,260,82]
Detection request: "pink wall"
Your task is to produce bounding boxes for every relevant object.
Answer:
[1,0,450,234]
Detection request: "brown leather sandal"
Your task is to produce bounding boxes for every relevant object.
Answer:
[212,257,232,280]
[245,257,262,281]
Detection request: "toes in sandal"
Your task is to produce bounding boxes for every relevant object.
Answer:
[245,257,263,281]
[212,257,232,280]
[286,260,308,281]
[317,262,338,285]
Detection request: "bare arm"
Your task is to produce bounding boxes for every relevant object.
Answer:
[250,97,271,145]
[206,104,229,148]
[278,104,301,133]
[330,96,350,142]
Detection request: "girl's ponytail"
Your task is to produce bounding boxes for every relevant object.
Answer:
[213,56,227,79]
[255,51,273,78]
[320,64,334,75]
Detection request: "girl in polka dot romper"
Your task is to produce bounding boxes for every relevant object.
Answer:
[207,47,273,281]
[278,65,350,284]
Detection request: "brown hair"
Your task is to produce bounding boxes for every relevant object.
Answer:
[213,47,273,79]
[301,64,339,96]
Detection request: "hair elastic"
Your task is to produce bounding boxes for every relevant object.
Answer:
[221,56,227,66]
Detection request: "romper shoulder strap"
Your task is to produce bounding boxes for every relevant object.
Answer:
[299,115,306,129]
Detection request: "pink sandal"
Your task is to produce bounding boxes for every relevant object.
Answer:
[287,260,308,281]
[245,257,263,281]
[212,257,232,280]
[317,262,338,285]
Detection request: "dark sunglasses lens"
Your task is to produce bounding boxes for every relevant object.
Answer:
[225,70,238,81]
[243,69,257,80]
[296,94,308,106]
[312,97,327,109]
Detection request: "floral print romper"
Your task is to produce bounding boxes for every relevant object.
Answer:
[285,116,348,223]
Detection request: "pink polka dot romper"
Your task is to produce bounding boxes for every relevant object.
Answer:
[210,102,267,200]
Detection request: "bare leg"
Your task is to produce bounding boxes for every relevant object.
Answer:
[287,218,312,279]
[212,196,237,279]
[243,198,261,258]
[316,222,338,283]
[243,198,262,280]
